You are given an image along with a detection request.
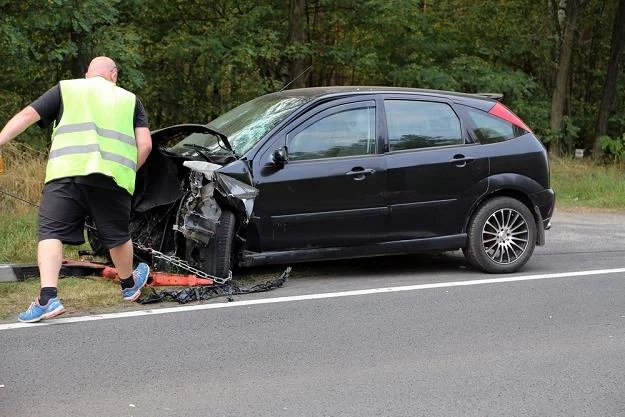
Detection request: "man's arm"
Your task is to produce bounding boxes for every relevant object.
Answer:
[0,106,41,146]
[135,126,152,170]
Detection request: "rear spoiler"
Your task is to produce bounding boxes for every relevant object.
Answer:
[474,93,504,101]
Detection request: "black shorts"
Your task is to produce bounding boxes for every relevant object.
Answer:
[37,177,131,249]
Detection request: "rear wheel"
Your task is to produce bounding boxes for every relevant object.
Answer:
[464,197,536,273]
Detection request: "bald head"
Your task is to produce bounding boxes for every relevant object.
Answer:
[86,56,118,83]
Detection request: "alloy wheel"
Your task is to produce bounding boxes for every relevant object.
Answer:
[481,208,529,265]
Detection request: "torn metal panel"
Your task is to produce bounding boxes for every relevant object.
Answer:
[214,172,259,222]
[177,186,222,245]
[174,164,220,244]
[175,161,258,244]
[183,160,222,180]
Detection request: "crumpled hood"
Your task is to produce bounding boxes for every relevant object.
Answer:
[150,123,233,153]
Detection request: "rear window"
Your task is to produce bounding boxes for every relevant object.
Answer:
[385,100,462,151]
[463,106,527,144]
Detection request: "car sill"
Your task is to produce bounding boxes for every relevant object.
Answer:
[239,234,467,267]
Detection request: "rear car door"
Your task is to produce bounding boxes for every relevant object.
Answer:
[252,99,388,251]
[383,97,489,240]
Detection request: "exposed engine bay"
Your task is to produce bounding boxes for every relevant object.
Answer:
[88,124,258,279]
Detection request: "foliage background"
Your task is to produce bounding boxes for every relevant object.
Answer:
[0,0,624,153]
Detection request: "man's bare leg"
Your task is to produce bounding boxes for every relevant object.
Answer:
[17,239,66,322]
[38,239,63,288]
[108,239,133,279]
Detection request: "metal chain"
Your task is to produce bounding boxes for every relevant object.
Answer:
[134,243,232,284]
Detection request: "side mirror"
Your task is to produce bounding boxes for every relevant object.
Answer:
[272,147,288,167]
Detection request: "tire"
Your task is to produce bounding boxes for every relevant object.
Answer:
[86,221,109,258]
[204,209,236,278]
[464,197,536,273]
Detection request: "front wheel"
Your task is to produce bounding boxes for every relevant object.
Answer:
[464,197,536,273]
[190,209,236,279]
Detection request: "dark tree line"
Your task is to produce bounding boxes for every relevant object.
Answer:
[1,0,624,159]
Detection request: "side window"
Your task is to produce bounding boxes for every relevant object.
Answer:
[464,107,523,144]
[385,100,462,151]
[288,105,376,161]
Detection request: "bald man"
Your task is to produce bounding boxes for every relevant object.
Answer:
[0,56,153,322]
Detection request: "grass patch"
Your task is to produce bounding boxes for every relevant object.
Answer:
[0,212,39,263]
[0,211,90,263]
[550,157,625,210]
[0,141,46,216]
[0,277,128,321]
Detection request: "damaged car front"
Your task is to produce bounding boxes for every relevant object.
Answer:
[88,94,312,279]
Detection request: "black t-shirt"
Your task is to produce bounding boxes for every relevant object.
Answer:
[31,83,149,129]
[30,81,150,190]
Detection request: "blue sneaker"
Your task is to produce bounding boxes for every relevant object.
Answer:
[18,297,66,323]
[121,263,150,302]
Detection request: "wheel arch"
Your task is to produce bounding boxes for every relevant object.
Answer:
[464,174,546,245]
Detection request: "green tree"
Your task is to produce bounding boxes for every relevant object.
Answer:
[0,0,144,146]
[593,0,625,158]
[1,0,623,156]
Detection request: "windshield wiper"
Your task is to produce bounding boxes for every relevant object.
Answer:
[182,144,214,162]
[205,124,237,158]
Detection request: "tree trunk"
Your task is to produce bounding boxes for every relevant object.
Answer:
[287,0,307,89]
[550,0,581,157]
[593,0,625,159]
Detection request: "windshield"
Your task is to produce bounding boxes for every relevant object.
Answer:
[169,93,312,157]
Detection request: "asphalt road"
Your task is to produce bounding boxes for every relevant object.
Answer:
[1,209,625,417]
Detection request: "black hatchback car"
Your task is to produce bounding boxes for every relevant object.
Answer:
[90,87,555,277]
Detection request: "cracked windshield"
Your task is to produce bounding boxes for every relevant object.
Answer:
[170,95,311,156]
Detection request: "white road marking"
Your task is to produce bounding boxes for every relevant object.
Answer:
[1,267,624,331]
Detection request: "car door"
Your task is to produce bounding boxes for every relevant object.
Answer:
[252,99,388,251]
[383,97,489,240]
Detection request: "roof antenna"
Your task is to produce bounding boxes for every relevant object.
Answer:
[279,65,312,92]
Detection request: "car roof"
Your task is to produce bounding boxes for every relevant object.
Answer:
[274,86,499,107]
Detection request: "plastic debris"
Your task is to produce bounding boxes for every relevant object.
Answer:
[139,267,290,304]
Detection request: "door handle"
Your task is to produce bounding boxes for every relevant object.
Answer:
[345,168,376,180]
[450,154,475,167]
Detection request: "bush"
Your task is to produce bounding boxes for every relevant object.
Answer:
[599,133,625,164]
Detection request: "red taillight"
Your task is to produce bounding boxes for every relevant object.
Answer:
[489,102,532,133]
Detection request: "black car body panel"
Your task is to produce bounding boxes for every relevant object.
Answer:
[90,87,555,276]
[385,144,490,239]
[487,134,551,188]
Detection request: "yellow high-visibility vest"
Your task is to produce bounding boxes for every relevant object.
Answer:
[45,77,137,194]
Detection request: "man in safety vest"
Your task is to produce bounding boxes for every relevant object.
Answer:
[0,56,153,322]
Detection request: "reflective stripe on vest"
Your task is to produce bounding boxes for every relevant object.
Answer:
[48,144,136,170]
[46,77,137,194]
[54,122,136,146]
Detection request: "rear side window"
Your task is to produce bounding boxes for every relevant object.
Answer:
[385,100,462,151]
[464,107,526,144]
